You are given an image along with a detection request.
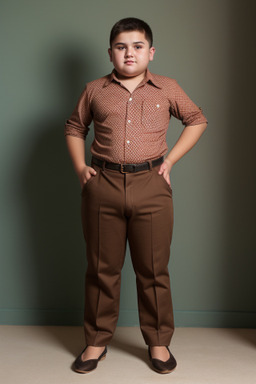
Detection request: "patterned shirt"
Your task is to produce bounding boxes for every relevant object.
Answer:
[64,69,207,163]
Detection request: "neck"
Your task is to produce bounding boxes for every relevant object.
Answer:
[114,69,147,83]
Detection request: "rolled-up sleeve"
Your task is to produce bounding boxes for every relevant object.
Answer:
[169,80,208,126]
[64,85,92,140]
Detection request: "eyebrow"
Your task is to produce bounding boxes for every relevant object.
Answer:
[114,41,145,46]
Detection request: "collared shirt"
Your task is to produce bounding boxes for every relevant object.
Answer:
[64,69,207,163]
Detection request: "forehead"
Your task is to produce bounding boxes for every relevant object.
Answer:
[112,30,148,45]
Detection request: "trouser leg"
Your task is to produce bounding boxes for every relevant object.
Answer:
[81,164,127,346]
[127,164,174,346]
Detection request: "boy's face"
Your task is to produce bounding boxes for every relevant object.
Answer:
[108,31,155,79]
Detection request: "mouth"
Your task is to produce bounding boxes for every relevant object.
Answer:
[124,60,135,65]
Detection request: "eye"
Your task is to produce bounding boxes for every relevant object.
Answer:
[135,45,143,49]
[117,46,125,50]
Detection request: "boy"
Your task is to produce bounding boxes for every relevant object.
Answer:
[65,17,207,374]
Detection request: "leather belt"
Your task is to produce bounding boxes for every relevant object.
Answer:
[92,156,164,173]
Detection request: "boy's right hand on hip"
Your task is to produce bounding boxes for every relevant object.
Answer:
[79,165,97,189]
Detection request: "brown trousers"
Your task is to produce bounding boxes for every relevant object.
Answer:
[81,158,174,347]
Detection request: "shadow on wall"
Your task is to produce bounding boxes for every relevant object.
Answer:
[222,1,256,326]
[20,48,95,325]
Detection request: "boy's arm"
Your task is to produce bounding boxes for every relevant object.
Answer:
[159,122,207,186]
[65,135,96,188]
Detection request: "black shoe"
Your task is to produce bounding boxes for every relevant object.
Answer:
[73,345,107,374]
[148,346,177,374]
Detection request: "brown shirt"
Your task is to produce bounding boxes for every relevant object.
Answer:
[64,69,207,163]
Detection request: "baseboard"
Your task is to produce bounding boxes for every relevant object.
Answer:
[0,309,83,326]
[0,309,255,327]
[173,310,256,328]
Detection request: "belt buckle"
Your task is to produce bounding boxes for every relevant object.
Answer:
[120,164,129,174]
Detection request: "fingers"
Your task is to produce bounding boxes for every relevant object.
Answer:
[84,167,96,183]
[158,163,166,175]
[158,161,171,186]
[80,165,97,188]
[162,170,171,186]
[85,166,97,179]
[88,166,97,176]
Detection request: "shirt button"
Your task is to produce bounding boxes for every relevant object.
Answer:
[128,120,131,123]
[156,104,160,108]
[127,140,130,144]
[129,97,132,101]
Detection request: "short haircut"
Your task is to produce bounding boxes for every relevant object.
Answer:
[110,17,153,47]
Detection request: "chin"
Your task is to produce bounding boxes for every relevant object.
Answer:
[122,68,141,77]
[125,72,138,77]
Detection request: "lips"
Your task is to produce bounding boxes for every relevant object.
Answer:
[124,60,135,64]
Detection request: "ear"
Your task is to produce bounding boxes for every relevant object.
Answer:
[108,48,113,62]
[149,47,156,62]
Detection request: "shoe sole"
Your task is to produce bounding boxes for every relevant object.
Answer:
[152,366,176,374]
[74,354,107,374]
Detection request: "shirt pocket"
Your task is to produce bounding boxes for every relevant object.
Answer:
[141,99,170,130]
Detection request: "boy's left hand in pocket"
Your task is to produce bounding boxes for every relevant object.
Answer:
[158,159,172,187]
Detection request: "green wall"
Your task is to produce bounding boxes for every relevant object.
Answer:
[1,0,255,327]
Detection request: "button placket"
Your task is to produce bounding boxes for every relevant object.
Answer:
[125,95,133,158]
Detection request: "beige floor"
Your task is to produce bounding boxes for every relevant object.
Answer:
[0,326,255,384]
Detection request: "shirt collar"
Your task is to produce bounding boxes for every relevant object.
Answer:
[103,68,162,89]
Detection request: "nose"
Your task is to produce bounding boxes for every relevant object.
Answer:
[125,47,133,57]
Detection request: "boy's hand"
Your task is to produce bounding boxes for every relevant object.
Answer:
[79,165,97,188]
[158,159,172,187]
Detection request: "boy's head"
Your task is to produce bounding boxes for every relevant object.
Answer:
[108,18,155,79]
[109,17,153,48]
